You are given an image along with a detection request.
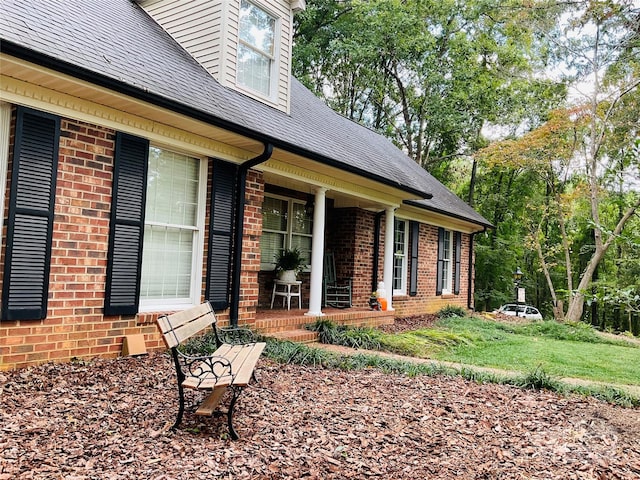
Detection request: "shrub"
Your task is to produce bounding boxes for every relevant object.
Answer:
[437,305,468,319]
[307,319,383,350]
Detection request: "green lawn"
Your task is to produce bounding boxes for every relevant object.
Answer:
[428,318,640,386]
[306,316,640,390]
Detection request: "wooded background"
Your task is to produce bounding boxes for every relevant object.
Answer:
[291,0,639,332]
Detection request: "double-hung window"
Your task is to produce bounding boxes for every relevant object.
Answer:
[238,0,276,98]
[139,147,206,310]
[440,229,453,294]
[261,194,312,270]
[392,218,409,295]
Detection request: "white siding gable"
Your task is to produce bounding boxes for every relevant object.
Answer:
[138,0,300,114]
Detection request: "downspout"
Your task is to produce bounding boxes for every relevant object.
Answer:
[229,143,273,327]
[467,228,486,311]
[371,210,385,294]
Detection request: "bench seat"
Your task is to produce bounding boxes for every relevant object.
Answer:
[182,343,266,390]
[155,301,265,439]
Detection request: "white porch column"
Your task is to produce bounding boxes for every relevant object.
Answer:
[306,187,327,317]
[383,206,395,311]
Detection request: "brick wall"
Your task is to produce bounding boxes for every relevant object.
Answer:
[327,208,376,307]
[0,113,261,370]
[237,170,264,322]
[0,109,476,370]
[392,223,472,316]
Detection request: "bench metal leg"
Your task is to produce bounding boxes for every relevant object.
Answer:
[227,386,242,440]
[172,385,186,430]
[171,349,186,430]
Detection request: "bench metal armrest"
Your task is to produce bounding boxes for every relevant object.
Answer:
[217,327,257,345]
[176,350,233,381]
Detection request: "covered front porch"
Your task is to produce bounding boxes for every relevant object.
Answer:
[254,305,395,343]
[253,162,407,323]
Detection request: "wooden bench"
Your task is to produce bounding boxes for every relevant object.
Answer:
[156,301,265,440]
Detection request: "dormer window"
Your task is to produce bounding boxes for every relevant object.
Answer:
[238,0,277,98]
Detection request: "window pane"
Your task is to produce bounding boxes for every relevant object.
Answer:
[141,225,193,299]
[146,148,199,227]
[291,235,311,265]
[291,202,312,234]
[393,256,403,290]
[261,231,285,266]
[263,197,287,231]
[239,0,275,55]
[237,45,271,95]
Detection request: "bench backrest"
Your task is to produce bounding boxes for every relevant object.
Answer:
[156,301,217,349]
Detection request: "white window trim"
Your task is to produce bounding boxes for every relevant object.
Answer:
[236,0,281,103]
[261,193,312,271]
[441,229,453,295]
[393,218,409,296]
[0,103,10,263]
[138,149,208,312]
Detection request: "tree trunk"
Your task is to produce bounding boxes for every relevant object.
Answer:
[564,198,640,322]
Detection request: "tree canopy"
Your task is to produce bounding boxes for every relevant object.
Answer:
[293,0,640,331]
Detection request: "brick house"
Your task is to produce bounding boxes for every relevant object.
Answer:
[0,0,491,370]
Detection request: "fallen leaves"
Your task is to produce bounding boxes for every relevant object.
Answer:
[1,353,639,479]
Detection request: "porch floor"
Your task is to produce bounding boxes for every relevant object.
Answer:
[254,306,395,343]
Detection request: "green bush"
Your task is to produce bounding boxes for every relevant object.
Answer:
[437,305,468,318]
[307,319,383,350]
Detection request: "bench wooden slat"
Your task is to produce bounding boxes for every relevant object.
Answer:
[182,371,233,390]
[195,386,227,416]
[181,343,265,389]
[157,303,216,348]
[234,343,265,386]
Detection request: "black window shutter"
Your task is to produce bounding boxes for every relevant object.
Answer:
[104,132,149,316]
[2,107,60,321]
[436,227,445,296]
[454,231,462,295]
[206,159,237,310]
[409,221,419,296]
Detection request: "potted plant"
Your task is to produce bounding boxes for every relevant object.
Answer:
[275,247,305,282]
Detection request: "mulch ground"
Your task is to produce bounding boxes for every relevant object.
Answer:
[2,349,639,479]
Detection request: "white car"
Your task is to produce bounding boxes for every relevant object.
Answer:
[494,304,543,320]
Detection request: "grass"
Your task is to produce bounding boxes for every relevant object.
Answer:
[304,317,640,404]
[181,319,640,408]
[434,317,640,386]
[260,338,639,407]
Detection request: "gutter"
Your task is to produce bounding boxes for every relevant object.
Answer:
[1,42,433,200]
[229,143,274,327]
[403,199,494,230]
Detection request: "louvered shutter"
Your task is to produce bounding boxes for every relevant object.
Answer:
[454,231,462,295]
[206,159,237,310]
[409,221,419,296]
[2,107,60,321]
[104,132,149,315]
[436,227,445,296]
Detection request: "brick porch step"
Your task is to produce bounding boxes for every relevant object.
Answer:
[267,329,318,344]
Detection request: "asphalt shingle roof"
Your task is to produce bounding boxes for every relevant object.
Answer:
[0,0,491,228]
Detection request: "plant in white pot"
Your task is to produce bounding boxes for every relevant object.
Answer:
[275,247,305,282]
